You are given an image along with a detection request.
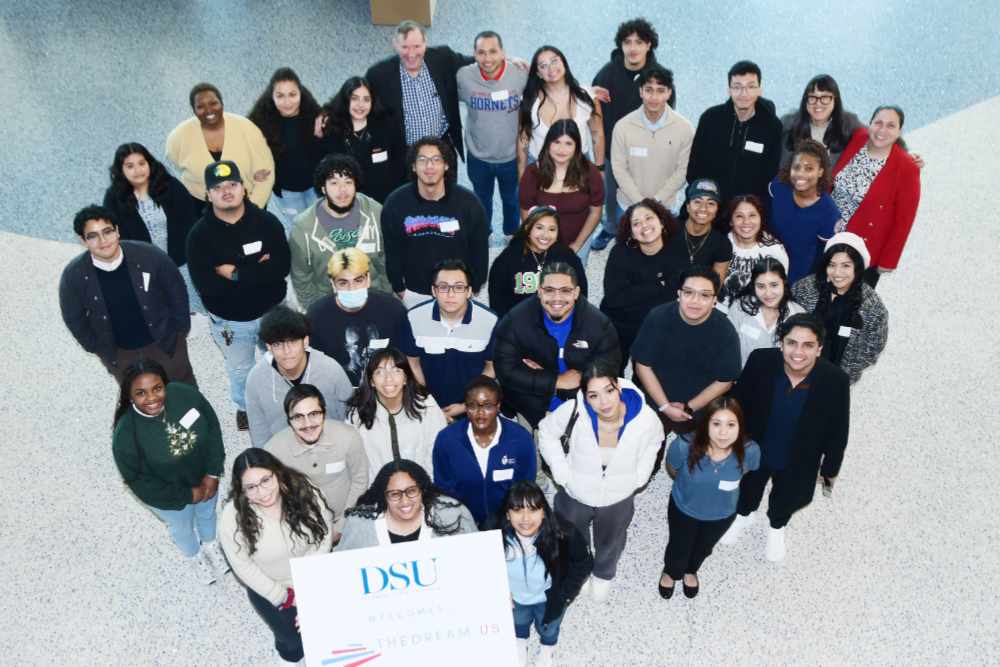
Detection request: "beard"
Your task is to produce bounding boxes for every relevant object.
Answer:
[326,193,356,215]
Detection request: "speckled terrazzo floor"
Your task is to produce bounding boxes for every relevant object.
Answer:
[2,2,999,665]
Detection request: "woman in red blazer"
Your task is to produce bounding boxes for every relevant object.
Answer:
[831,106,920,287]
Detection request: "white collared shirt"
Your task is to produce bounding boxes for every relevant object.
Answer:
[467,420,503,478]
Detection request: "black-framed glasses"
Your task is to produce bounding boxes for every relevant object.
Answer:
[433,282,469,294]
[385,485,421,503]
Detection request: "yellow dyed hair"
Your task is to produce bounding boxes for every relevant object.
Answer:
[327,247,370,278]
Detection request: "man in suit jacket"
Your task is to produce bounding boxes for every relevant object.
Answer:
[365,20,474,157]
[723,313,850,562]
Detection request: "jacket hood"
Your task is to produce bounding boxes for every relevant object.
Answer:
[581,377,645,436]
[607,47,658,69]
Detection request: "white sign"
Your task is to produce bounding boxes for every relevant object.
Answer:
[291,530,517,666]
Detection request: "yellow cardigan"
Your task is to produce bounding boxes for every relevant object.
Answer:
[165,112,275,208]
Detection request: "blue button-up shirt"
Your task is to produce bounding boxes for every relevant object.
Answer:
[400,62,448,145]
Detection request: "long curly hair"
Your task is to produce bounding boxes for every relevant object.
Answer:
[113,358,169,428]
[778,138,833,193]
[346,459,465,536]
[346,348,429,430]
[322,76,386,139]
[108,143,171,209]
[519,45,594,144]
[812,243,865,330]
[735,257,794,321]
[785,74,852,155]
[536,119,591,192]
[227,448,331,557]
[247,67,321,159]
[687,397,748,473]
[617,198,678,245]
[499,481,564,578]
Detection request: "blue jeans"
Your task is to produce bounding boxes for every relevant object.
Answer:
[148,497,218,558]
[269,189,316,236]
[208,315,263,411]
[512,601,563,645]
[467,154,519,235]
[178,264,205,314]
[601,166,623,235]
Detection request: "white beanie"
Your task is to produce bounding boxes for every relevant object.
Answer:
[825,232,870,269]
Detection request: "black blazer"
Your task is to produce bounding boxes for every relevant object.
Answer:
[732,348,850,510]
[102,174,196,266]
[494,298,621,427]
[365,46,474,157]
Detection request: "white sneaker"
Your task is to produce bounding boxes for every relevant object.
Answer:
[766,526,786,562]
[720,512,755,545]
[515,638,528,666]
[276,657,302,666]
[536,644,555,667]
[189,550,217,585]
[202,540,231,574]
[590,576,612,602]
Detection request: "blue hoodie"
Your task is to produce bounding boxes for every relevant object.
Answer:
[584,385,645,439]
[432,416,537,525]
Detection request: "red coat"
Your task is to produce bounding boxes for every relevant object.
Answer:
[833,128,920,270]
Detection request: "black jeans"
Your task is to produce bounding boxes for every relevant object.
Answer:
[247,587,303,662]
[737,462,800,529]
[662,497,735,579]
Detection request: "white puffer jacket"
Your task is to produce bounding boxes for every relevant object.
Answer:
[538,378,665,507]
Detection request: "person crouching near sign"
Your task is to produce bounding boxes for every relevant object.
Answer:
[337,459,477,548]
[219,448,335,667]
[496,480,593,667]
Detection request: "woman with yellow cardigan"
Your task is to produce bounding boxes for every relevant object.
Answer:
[166,82,275,217]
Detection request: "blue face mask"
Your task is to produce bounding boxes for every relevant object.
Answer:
[337,287,369,309]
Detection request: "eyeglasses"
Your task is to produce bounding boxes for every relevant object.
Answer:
[465,401,499,413]
[84,227,118,243]
[540,286,575,296]
[415,155,444,165]
[806,94,835,106]
[372,366,405,379]
[679,287,716,302]
[729,84,760,94]
[243,473,276,496]
[289,410,324,426]
[537,57,562,72]
[385,485,421,503]
[433,282,469,294]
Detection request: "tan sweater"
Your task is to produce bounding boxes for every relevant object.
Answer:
[263,420,369,531]
[610,107,694,208]
[165,112,275,208]
[218,489,334,605]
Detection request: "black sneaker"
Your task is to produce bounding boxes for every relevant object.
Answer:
[236,410,249,431]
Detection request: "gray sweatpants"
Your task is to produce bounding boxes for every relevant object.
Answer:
[554,490,635,580]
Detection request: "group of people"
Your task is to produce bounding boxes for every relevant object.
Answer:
[57,15,922,667]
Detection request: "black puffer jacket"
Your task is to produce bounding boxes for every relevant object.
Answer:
[494,297,620,427]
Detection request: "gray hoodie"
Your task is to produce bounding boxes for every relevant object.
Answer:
[245,348,353,446]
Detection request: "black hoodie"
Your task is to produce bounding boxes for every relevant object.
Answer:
[592,48,671,159]
[686,97,783,205]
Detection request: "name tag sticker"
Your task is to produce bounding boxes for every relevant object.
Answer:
[357,242,376,254]
[439,219,460,233]
[719,479,740,491]
[838,325,853,338]
[493,468,514,482]
[179,409,200,429]
[490,89,509,101]
[744,140,764,154]
[326,461,346,474]
[369,338,389,350]
[740,323,762,339]
[371,150,388,164]
[242,241,263,255]
[142,271,151,292]
[629,146,649,157]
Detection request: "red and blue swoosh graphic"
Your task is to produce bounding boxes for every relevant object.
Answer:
[320,644,382,666]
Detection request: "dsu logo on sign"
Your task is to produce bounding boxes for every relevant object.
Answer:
[360,558,439,595]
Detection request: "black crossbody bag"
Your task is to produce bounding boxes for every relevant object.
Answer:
[559,398,580,454]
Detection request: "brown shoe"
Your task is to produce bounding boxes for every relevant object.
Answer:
[236,410,249,431]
